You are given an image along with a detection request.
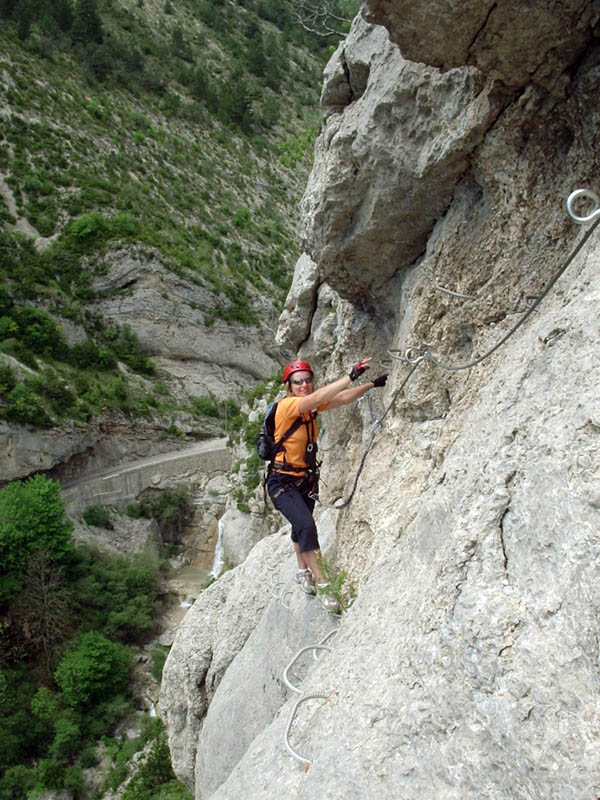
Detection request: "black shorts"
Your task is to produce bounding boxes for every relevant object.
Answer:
[266,472,319,553]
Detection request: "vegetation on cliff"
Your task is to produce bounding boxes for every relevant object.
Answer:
[0,474,190,799]
[0,0,354,432]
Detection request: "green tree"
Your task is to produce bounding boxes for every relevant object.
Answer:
[0,764,35,800]
[11,548,73,675]
[0,364,16,396]
[246,32,266,77]
[6,383,52,427]
[0,476,73,606]
[121,728,180,800]
[0,284,12,315]
[12,306,68,358]
[54,631,131,708]
[71,0,102,43]
[219,70,254,131]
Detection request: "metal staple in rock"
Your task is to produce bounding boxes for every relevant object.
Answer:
[284,692,330,766]
[283,644,333,694]
[282,629,338,766]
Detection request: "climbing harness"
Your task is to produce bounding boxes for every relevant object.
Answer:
[310,188,600,509]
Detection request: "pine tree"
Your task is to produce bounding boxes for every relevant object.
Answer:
[71,0,102,44]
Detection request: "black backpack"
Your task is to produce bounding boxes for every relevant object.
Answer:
[256,401,316,462]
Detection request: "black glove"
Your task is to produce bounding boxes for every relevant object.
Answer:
[349,359,370,382]
[372,374,387,388]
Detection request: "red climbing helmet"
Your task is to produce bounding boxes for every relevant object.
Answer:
[282,360,313,383]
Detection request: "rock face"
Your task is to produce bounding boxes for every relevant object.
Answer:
[219,507,266,568]
[301,16,506,305]
[365,0,595,90]
[1,242,280,485]
[161,4,600,799]
[92,248,280,396]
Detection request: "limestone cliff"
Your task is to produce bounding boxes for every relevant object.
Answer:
[161,3,600,798]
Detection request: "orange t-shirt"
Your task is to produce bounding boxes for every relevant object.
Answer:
[272,396,328,475]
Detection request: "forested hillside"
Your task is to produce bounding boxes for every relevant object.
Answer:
[0,0,353,433]
[0,2,355,798]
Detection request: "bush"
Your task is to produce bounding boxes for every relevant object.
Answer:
[0,363,16,396]
[126,503,143,519]
[137,489,191,544]
[233,206,251,230]
[120,729,180,800]
[49,709,83,759]
[150,647,168,682]
[68,546,158,642]
[102,325,154,375]
[33,758,64,793]
[54,631,131,708]
[4,383,51,427]
[69,211,109,245]
[33,369,76,415]
[0,283,12,315]
[11,306,68,358]
[64,765,85,799]
[192,394,219,417]
[82,504,113,529]
[0,764,35,800]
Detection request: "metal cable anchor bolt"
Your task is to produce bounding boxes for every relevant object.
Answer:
[567,189,600,224]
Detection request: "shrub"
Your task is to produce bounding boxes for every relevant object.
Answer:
[68,546,158,642]
[49,709,82,759]
[137,489,191,544]
[102,325,154,375]
[0,765,35,800]
[4,384,50,427]
[150,647,168,682]
[33,758,64,793]
[126,503,142,519]
[34,369,76,415]
[0,285,13,315]
[69,211,109,245]
[64,765,85,799]
[82,504,113,529]
[120,728,181,800]
[11,306,68,358]
[233,206,251,230]
[54,631,131,708]
[0,363,16,396]
[192,394,219,417]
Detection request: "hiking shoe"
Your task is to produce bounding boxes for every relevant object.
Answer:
[295,569,316,595]
[316,583,339,613]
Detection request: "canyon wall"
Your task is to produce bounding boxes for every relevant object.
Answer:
[161,3,600,798]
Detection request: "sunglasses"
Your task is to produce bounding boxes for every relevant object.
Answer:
[291,377,313,385]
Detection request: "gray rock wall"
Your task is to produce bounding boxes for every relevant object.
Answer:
[161,4,600,799]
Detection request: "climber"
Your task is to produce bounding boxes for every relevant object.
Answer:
[267,358,387,610]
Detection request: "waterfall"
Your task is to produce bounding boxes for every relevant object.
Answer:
[209,515,225,579]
